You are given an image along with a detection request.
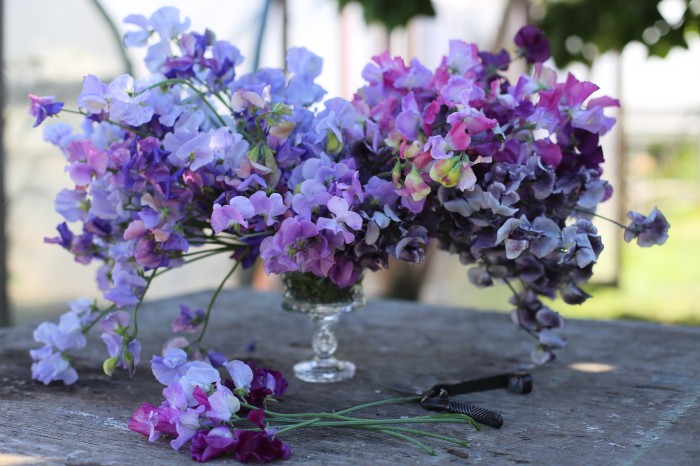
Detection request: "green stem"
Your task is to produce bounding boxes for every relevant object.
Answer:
[265,416,477,428]
[334,396,422,415]
[82,304,116,334]
[366,425,473,446]
[130,269,158,338]
[369,429,435,455]
[573,207,629,230]
[138,78,226,127]
[60,108,147,136]
[274,417,322,434]
[190,252,247,346]
[193,76,233,113]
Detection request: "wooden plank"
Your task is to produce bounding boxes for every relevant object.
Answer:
[1,288,699,465]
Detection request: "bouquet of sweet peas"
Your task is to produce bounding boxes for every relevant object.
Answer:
[27,6,669,463]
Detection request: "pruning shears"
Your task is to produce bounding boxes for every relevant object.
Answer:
[411,372,533,428]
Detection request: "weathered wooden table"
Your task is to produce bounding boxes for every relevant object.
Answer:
[1,288,699,465]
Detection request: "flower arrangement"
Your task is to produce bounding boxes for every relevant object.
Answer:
[27,6,669,463]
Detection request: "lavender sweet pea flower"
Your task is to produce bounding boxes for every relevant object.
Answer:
[285,47,326,106]
[224,360,254,393]
[171,406,206,451]
[249,191,287,227]
[624,207,670,247]
[206,385,241,423]
[211,196,255,233]
[152,347,190,385]
[77,75,109,113]
[316,197,363,243]
[55,188,88,222]
[28,94,64,127]
[30,350,78,385]
[108,75,155,126]
[178,362,222,405]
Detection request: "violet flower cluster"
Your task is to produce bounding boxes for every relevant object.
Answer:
[28,6,669,387]
[130,353,291,463]
[346,27,669,363]
[131,348,476,463]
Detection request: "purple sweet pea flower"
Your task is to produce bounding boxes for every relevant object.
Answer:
[171,305,206,333]
[190,427,236,463]
[624,208,670,247]
[231,429,292,463]
[28,94,64,127]
[514,25,551,64]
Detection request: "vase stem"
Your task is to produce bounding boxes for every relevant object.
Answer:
[312,315,339,360]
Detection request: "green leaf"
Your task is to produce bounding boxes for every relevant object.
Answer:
[338,0,436,31]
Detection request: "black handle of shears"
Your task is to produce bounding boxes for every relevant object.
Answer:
[425,372,533,398]
[421,397,504,428]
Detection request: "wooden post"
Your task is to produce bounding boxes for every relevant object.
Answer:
[0,0,9,327]
[0,2,10,327]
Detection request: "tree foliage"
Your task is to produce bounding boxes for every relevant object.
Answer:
[339,0,700,67]
[535,0,700,67]
[338,0,435,31]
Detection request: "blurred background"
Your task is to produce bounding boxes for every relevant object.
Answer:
[1,0,698,326]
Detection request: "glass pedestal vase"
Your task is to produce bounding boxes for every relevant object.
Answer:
[281,272,364,383]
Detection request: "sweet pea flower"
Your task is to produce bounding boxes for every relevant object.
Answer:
[189,427,236,462]
[624,208,670,247]
[316,197,363,243]
[210,196,255,233]
[28,94,63,127]
[514,25,551,64]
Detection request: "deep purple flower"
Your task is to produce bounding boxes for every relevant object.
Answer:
[231,429,292,463]
[514,25,551,64]
[28,94,64,127]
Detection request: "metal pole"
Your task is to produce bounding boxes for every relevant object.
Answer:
[0,0,10,326]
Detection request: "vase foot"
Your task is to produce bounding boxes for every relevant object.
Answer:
[293,358,355,383]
